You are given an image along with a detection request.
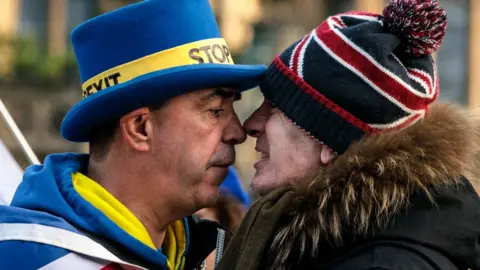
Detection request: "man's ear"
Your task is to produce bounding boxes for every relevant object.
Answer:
[119,107,153,152]
[320,146,335,165]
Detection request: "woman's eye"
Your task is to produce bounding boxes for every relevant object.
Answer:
[271,107,280,115]
[210,108,224,117]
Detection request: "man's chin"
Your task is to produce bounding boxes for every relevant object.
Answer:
[195,187,220,209]
[206,166,230,184]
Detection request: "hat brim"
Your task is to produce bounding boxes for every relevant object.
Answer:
[61,63,266,142]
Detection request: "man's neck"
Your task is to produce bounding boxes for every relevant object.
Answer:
[127,201,168,249]
[87,158,175,249]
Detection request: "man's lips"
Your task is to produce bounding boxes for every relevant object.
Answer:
[212,158,235,167]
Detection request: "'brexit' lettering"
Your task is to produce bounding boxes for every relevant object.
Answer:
[82,72,121,98]
[188,44,231,64]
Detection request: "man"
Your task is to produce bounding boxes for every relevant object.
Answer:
[0,0,265,269]
[216,0,480,269]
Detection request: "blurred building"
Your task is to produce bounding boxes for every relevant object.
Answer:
[0,0,477,187]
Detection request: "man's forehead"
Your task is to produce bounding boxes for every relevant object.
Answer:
[164,87,241,108]
[198,87,241,101]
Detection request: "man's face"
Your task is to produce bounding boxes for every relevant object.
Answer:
[149,88,246,210]
[243,99,324,195]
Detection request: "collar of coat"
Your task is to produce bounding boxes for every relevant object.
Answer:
[267,102,480,268]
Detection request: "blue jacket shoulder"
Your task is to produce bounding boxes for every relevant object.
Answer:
[0,205,79,232]
[0,240,70,270]
[0,205,79,269]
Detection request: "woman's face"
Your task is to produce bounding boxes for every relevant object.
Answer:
[243,100,335,195]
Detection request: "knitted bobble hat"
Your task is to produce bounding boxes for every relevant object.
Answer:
[260,0,447,154]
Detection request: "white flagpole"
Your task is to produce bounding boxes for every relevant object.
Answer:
[0,99,40,165]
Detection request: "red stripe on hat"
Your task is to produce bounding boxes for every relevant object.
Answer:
[291,34,311,75]
[342,11,380,17]
[394,113,422,130]
[273,56,378,134]
[331,16,346,28]
[373,112,423,131]
[433,66,440,99]
[408,68,434,96]
[315,21,434,112]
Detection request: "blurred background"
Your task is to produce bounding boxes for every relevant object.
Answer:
[0,0,475,194]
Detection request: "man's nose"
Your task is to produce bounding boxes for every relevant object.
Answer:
[223,112,247,145]
[243,104,268,138]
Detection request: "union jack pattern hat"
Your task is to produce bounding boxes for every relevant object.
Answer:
[260,0,447,154]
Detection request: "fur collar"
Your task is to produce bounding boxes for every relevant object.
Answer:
[268,103,480,268]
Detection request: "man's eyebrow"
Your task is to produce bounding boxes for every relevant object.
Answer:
[201,88,241,101]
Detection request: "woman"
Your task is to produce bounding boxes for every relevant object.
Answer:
[217,0,480,269]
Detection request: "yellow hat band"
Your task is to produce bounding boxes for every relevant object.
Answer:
[81,38,234,98]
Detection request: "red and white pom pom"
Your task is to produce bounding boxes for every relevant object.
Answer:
[383,0,447,57]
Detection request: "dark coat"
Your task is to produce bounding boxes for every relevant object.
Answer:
[216,103,480,270]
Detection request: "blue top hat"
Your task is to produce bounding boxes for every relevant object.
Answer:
[220,166,251,208]
[61,0,266,142]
